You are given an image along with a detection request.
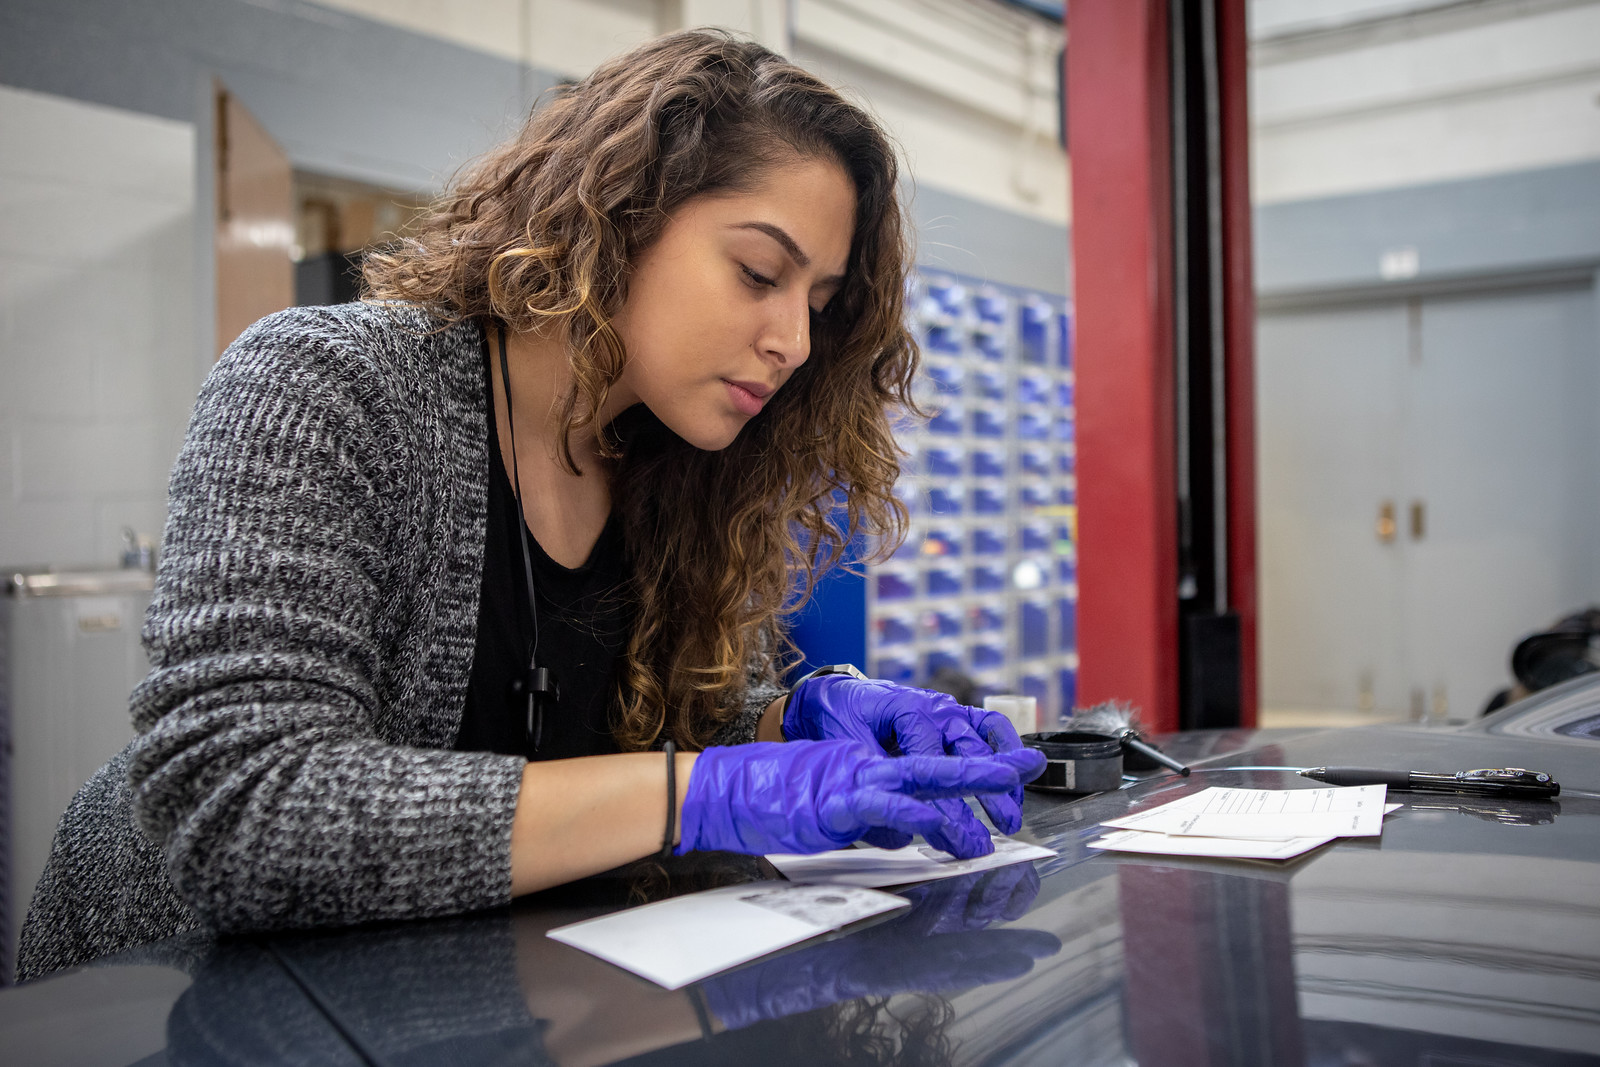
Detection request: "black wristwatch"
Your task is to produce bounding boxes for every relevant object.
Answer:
[783,663,868,716]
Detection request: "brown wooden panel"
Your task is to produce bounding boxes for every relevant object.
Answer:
[214,84,293,358]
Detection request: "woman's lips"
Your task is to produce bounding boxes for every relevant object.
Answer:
[724,379,771,417]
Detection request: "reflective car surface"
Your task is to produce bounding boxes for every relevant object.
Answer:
[5,677,1600,1066]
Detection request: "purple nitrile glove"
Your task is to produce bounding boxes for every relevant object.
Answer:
[782,675,1039,848]
[675,740,1044,858]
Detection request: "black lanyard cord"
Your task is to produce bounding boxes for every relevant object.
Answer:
[496,324,556,750]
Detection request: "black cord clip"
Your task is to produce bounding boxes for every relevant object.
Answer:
[514,664,560,751]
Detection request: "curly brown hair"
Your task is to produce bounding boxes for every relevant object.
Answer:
[364,30,918,749]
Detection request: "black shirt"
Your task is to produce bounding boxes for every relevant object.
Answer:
[455,336,630,760]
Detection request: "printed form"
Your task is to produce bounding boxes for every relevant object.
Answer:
[1100,785,1389,841]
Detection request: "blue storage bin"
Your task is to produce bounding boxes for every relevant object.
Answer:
[876,570,915,600]
[922,528,961,557]
[970,603,1005,632]
[926,568,963,596]
[970,642,1005,669]
[1056,449,1075,475]
[927,486,963,516]
[1022,673,1049,709]
[1058,557,1076,584]
[1018,484,1049,510]
[1020,449,1049,476]
[928,404,963,435]
[927,281,965,317]
[1021,600,1049,656]
[972,407,1005,438]
[926,362,963,395]
[972,370,1006,400]
[971,565,1006,592]
[1057,596,1077,652]
[1057,484,1076,506]
[976,292,1009,324]
[971,449,1006,477]
[971,527,1006,556]
[1021,524,1051,552]
[1057,311,1073,368]
[1020,302,1051,365]
[926,648,963,677]
[1017,375,1049,405]
[1059,667,1078,715]
[928,609,963,638]
[875,656,916,686]
[972,486,1006,514]
[925,322,963,354]
[925,446,963,476]
[1056,379,1074,407]
[1017,413,1049,441]
[1053,415,1075,442]
[877,614,915,645]
[974,331,1006,361]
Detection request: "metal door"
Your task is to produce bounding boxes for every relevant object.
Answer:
[1257,280,1599,718]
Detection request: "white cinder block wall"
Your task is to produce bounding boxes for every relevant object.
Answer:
[0,85,198,569]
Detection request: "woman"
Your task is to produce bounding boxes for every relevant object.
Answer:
[18,30,1043,981]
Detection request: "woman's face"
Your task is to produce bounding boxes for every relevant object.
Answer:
[608,155,856,451]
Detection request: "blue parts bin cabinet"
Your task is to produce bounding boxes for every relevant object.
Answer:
[791,271,1079,725]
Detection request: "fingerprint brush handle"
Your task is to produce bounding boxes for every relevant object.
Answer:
[1124,735,1190,776]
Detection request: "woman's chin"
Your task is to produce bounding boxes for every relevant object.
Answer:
[662,413,749,452]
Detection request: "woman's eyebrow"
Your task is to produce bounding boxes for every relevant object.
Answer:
[732,221,846,285]
[733,221,810,266]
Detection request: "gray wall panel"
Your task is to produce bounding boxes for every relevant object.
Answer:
[906,182,1071,296]
[1256,161,1600,298]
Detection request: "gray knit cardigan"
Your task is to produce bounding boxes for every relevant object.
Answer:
[18,303,780,981]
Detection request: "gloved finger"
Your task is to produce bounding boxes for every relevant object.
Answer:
[970,708,1026,752]
[974,788,1025,836]
[921,799,995,859]
[994,747,1047,781]
[825,787,947,843]
[863,754,1024,797]
[884,712,950,759]
[860,825,915,850]
[939,716,1003,760]
[926,749,1041,833]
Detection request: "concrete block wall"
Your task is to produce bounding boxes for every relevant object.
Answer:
[0,86,197,569]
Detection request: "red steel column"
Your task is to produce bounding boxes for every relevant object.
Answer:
[1067,0,1180,732]
[1219,0,1259,725]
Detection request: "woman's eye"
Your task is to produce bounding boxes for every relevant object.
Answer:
[741,265,778,289]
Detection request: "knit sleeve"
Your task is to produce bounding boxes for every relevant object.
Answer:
[705,628,787,748]
[127,310,526,934]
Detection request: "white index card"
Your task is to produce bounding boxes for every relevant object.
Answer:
[547,882,908,989]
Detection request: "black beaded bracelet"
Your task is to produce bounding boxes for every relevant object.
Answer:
[659,740,677,860]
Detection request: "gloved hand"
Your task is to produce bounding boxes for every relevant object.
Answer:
[698,865,1059,1030]
[782,675,1038,852]
[676,740,1045,858]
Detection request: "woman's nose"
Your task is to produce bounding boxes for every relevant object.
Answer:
[759,294,811,369]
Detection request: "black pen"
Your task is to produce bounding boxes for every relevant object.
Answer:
[1299,766,1560,799]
